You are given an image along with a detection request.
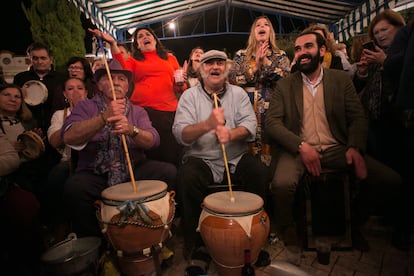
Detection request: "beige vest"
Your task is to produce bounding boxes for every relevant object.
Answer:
[301,82,338,152]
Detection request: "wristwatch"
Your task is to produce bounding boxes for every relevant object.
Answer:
[131,126,140,138]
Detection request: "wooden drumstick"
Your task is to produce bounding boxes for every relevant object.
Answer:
[101,53,137,193]
[212,93,235,202]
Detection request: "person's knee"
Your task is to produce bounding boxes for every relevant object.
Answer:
[270,177,296,195]
[161,163,177,190]
[64,176,82,197]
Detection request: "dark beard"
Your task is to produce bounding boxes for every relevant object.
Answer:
[296,52,321,74]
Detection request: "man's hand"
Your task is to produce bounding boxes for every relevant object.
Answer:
[105,99,129,135]
[207,107,225,131]
[346,147,367,180]
[215,125,231,144]
[299,142,322,176]
[107,114,130,135]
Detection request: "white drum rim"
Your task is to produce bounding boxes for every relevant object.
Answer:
[203,191,264,215]
[101,180,168,204]
[22,80,48,106]
[203,206,262,217]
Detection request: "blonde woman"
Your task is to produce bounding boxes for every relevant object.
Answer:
[228,16,290,167]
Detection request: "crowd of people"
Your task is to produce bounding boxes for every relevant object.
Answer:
[0,9,412,275]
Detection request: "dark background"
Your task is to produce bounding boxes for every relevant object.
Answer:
[2,1,33,55]
[1,1,250,65]
[1,1,101,56]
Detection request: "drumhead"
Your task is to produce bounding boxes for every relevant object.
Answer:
[17,131,46,159]
[22,80,48,106]
[101,180,167,202]
[203,191,263,215]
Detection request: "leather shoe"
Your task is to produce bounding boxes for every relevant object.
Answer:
[185,246,211,275]
[255,249,271,267]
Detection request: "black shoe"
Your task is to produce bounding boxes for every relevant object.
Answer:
[184,246,211,275]
[185,265,206,276]
[255,249,271,267]
[352,229,369,252]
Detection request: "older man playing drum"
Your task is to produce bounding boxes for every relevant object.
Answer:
[173,50,269,273]
[62,59,176,238]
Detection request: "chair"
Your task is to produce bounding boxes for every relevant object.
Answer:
[297,170,353,249]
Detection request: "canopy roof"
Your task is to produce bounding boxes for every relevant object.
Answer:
[71,0,412,42]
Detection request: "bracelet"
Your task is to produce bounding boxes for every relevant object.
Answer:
[130,126,140,138]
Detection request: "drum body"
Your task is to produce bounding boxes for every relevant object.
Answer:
[96,180,175,275]
[299,171,352,249]
[199,191,270,276]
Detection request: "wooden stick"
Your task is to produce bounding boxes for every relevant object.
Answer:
[212,93,234,201]
[101,54,137,193]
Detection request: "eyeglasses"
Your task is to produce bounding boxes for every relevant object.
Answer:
[68,66,84,71]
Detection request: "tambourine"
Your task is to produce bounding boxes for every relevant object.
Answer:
[22,80,48,106]
[17,130,45,160]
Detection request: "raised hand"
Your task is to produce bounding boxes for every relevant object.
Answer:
[88,28,116,45]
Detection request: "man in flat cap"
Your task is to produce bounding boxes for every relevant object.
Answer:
[173,50,268,270]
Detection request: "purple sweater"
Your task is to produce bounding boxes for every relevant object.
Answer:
[62,95,160,172]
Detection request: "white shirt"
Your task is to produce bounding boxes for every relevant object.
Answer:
[48,109,71,162]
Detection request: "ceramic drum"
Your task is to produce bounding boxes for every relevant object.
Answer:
[96,180,175,275]
[198,191,270,276]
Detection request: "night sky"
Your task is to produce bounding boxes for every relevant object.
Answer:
[2,1,33,55]
[1,1,249,64]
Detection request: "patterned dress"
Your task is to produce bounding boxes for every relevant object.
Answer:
[228,49,290,166]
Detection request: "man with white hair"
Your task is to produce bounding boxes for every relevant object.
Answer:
[173,50,268,270]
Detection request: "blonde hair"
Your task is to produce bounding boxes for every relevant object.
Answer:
[245,16,280,60]
[336,43,347,51]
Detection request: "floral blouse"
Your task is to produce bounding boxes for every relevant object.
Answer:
[228,49,291,166]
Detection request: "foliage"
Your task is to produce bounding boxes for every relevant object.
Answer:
[277,35,297,61]
[22,0,86,71]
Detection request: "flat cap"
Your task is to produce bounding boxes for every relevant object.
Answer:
[200,50,228,63]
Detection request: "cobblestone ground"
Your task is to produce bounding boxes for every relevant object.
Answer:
[162,217,413,276]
